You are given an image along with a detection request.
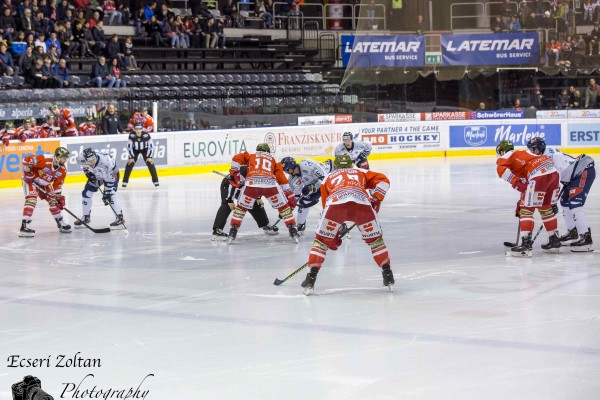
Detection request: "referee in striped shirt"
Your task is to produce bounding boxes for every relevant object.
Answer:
[122,122,159,188]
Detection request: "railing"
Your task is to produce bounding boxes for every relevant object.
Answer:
[273,2,386,31]
[353,4,386,30]
[450,1,556,31]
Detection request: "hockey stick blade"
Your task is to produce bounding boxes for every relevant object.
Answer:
[273,224,357,286]
[504,241,517,247]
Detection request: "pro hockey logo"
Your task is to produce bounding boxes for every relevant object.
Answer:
[464,126,487,146]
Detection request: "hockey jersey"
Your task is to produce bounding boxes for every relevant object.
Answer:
[543,148,595,184]
[78,151,119,190]
[496,149,557,185]
[55,108,77,136]
[287,159,328,196]
[232,151,289,189]
[334,140,372,164]
[127,130,154,158]
[14,126,40,142]
[320,168,390,207]
[78,122,97,136]
[127,113,155,132]
[22,154,67,193]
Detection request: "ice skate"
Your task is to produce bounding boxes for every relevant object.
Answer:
[571,229,594,252]
[297,223,306,235]
[288,224,300,243]
[110,213,126,230]
[301,267,319,295]
[55,217,72,233]
[382,264,395,292]
[507,234,533,257]
[19,220,35,238]
[559,228,578,243]
[74,214,91,229]
[154,182,159,187]
[262,224,279,235]
[228,224,239,244]
[541,232,561,253]
[211,228,228,241]
[339,223,351,239]
[122,182,128,189]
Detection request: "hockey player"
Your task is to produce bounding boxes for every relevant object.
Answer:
[49,104,77,137]
[280,156,329,234]
[228,143,299,243]
[300,154,393,295]
[78,115,97,136]
[127,107,154,132]
[39,115,60,138]
[122,122,159,188]
[19,147,71,237]
[527,137,595,252]
[496,140,560,257]
[76,147,126,229]
[334,132,372,169]
[14,117,40,142]
[212,165,279,240]
[1,120,15,145]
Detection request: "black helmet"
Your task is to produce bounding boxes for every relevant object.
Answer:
[527,137,546,154]
[281,156,297,173]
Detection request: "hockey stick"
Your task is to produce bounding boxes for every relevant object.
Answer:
[212,170,227,177]
[34,184,111,234]
[99,187,127,230]
[273,223,356,286]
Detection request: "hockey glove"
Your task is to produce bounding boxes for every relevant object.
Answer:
[552,204,559,215]
[301,184,316,197]
[327,234,343,251]
[229,168,241,185]
[1,135,9,145]
[285,191,297,209]
[57,194,66,210]
[512,178,527,193]
[84,170,97,185]
[370,197,381,213]
[23,173,36,185]
[515,201,522,218]
[102,190,113,206]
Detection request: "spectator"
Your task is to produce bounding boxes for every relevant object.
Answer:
[561,35,573,61]
[121,36,138,69]
[56,0,71,22]
[523,11,539,29]
[185,15,200,47]
[75,9,86,27]
[263,0,275,29]
[513,99,522,110]
[63,8,75,24]
[101,102,122,134]
[415,13,424,35]
[25,58,47,87]
[88,10,101,28]
[584,0,594,23]
[544,38,561,66]
[221,0,238,27]
[108,57,126,87]
[74,20,93,58]
[104,0,122,25]
[156,3,169,22]
[21,9,34,34]
[571,90,582,108]
[59,21,79,58]
[558,88,570,108]
[531,84,545,109]
[133,6,145,36]
[11,31,27,55]
[146,15,163,47]
[52,57,70,87]
[41,57,57,87]
[25,32,35,48]
[174,15,190,48]
[541,10,554,30]
[46,44,60,64]
[507,14,521,31]
[73,0,90,11]
[45,31,62,56]
[476,102,486,111]
[584,78,599,108]
[106,33,124,66]
[18,45,36,73]
[91,20,107,54]
[33,11,50,37]
[0,8,17,43]
[34,32,47,52]
[144,2,156,22]
[90,54,116,87]
[18,0,34,19]
[492,16,505,33]
[0,42,17,75]
[568,85,577,104]
[202,16,218,48]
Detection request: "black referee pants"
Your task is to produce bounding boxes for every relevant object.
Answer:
[212,178,270,231]
[123,149,159,185]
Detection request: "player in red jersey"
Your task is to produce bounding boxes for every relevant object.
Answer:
[228,143,298,243]
[300,154,393,294]
[14,117,40,142]
[78,115,97,136]
[19,147,72,237]
[0,120,15,145]
[39,115,60,138]
[127,107,154,132]
[49,104,77,136]
[496,140,561,257]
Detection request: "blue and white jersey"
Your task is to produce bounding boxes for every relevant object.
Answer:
[287,159,328,196]
[544,148,595,184]
[78,151,120,189]
[334,140,372,164]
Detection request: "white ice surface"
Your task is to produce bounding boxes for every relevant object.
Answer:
[0,156,599,400]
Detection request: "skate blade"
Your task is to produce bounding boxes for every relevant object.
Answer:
[18,233,34,238]
[571,246,594,252]
[386,284,394,293]
[59,229,72,233]
[505,250,532,258]
[264,231,279,236]
[291,236,299,244]
[303,287,313,295]
[74,225,86,229]
[542,248,561,254]
[228,237,235,244]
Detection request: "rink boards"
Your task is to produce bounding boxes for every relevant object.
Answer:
[1,117,599,187]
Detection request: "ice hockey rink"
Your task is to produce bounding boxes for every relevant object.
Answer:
[1,156,599,400]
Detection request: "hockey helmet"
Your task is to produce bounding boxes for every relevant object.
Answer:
[54,147,70,163]
[82,147,97,165]
[495,140,514,157]
[4,120,14,129]
[256,143,270,153]
[526,137,546,155]
[342,132,353,141]
[280,156,297,174]
[86,115,94,122]
[49,104,59,112]
[333,154,353,169]
[134,122,144,130]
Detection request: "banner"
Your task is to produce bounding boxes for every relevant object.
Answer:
[442,32,538,66]
[357,123,444,151]
[449,123,561,148]
[567,123,600,146]
[536,110,567,119]
[567,109,600,118]
[377,113,421,122]
[0,105,92,121]
[346,35,425,68]
[297,115,335,126]
[65,139,168,170]
[0,140,60,180]
[471,110,524,119]
[341,35,355,68]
